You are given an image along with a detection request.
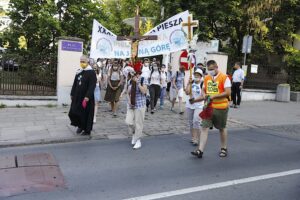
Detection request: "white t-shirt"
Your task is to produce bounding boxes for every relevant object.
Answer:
[142,65,151,80]
[186,82,204,110]
[150,71,161,86]
[232,68,244,83]
[224,77,231,88]
[161,71,168,87]
[96,73,101,87]
[110,70,122,81]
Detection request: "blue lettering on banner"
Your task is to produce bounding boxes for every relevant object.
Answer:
[138,48,150,56]
[150,43,171,53]
[153,17,183,33]
[114,50,128,57]
[139,44,171,56]
[98,26,113,36]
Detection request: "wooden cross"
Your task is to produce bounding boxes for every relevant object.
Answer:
[117,6,158,59]
[182,14,199,42]
[182,14,199,98]
[117,6,158,107]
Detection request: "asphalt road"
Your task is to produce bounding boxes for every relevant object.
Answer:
[0,128,300,200]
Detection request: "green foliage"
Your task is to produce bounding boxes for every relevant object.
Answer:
[284,34,300,91]
[1,0,300,90]
[0,103,7,109]
[1,0,160,60]
[101,0,160,36]
[159,0,300,90]
[1,0,106,60]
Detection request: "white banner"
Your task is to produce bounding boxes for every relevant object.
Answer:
[138,10,189,58]
[90,19,131,59]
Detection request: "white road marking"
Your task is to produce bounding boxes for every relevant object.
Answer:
[123,169,300,200]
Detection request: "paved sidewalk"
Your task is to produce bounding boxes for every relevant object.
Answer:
[0,100,299,147]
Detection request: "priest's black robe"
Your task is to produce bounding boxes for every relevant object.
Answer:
[69,67,97,132]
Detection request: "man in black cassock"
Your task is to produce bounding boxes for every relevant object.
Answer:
[69,55,97,135]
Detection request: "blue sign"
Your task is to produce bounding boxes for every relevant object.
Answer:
[61,41,82,52]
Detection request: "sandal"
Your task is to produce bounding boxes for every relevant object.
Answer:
[191,149,203,158]
[190,139,198,146]
[219,148,228,157]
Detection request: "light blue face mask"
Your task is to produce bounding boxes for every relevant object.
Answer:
[194,77,201,82]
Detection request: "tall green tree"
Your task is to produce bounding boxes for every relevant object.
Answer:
[101,0,161,36]
[2,0,106,60]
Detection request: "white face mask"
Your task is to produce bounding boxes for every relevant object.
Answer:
[153,66,158,71]
[208,70,216,76]
[145,63,149,67]
[194,77,201,82]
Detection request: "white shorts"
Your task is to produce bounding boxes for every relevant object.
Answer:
[171,88,184,100]
[186,107,202,129]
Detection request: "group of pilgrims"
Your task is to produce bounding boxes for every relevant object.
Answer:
[69,54,231,158]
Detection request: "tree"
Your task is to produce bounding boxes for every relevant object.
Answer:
[57,0,106,53]
[101,0,161,36]
[159,0,300,64]
[4,0,60,60]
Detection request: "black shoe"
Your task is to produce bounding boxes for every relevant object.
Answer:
[76,128,83,134]
[151,110,154,114]
[191,149,203,158]
[81,131,91,136]
[179,112,184,115]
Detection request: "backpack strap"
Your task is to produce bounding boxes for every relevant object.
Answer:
[141,77,144,86]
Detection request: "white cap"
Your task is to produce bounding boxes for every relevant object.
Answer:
[123,66,135,78]
[194,68,203,76]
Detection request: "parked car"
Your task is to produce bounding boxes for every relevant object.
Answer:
[2,59,20,71]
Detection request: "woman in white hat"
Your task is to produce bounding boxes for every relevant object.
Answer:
[185,68,205,146]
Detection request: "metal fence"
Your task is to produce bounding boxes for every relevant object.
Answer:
[0,60,57,96]
[243,65,288,90]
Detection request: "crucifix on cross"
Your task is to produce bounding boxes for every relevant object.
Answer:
[117,6,158,59]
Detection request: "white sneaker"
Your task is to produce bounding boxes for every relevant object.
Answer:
[131,135,137,146]
[133,140,141,149]
[93,117,96,123]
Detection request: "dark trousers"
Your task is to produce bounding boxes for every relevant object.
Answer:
[231,82,242,105]
[150,84,161,110]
